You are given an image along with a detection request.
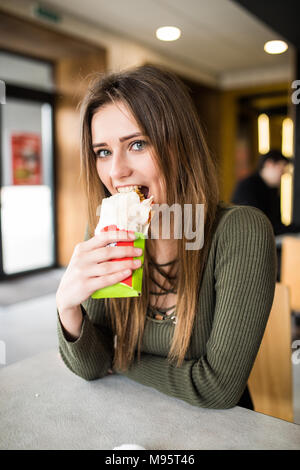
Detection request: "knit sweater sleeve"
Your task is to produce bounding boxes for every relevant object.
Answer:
[116,206,277,409]
[57,300,114,381]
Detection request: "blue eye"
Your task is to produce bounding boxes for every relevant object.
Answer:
[95,140,147,158]
[131,140,147,151]
[96,149,111,158]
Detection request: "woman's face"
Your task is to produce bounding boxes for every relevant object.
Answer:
[91,101,165,204]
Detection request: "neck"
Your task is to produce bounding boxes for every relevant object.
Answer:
[151,238,178,265]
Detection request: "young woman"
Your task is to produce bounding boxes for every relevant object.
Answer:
[56,65,277,410]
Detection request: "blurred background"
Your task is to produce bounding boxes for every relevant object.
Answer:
[0,0,300,425]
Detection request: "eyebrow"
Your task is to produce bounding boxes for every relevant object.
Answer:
[92,132,143,148]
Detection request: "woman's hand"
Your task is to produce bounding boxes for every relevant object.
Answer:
[56,230,142,338]
[56,230,142,312]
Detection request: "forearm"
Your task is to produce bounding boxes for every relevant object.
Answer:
[57,305,83,341]
[117,353,245,409]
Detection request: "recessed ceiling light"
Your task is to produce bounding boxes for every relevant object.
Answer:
[264,40,288,54]
[156,26,181,42]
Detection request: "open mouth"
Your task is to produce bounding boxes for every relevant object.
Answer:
[138,185,150,199]
[117,185,150,200]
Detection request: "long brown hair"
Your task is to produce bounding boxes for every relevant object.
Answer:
[80,64,220,371]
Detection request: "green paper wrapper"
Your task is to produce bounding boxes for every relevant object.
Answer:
[91,227,145,299]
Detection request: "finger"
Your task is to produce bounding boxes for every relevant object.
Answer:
[88,258,142,277]
[88,268,133,292]
[80,231,136,252]
[87,245,143,264]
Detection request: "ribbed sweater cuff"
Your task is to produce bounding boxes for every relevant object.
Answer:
[57,307,113,380]
[58,305,85,342]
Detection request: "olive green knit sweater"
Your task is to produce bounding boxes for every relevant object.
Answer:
[57,204,277,409]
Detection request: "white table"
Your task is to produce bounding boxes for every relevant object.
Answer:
[0,350,299,450]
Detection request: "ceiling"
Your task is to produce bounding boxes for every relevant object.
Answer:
[233,0,300,48]
[38,0,292,82]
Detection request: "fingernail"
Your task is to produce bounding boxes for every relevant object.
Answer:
[134,248,143,255]
[133,259,142,267]
[128,232,136,239]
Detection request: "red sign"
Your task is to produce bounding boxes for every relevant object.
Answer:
[11,133,42,185]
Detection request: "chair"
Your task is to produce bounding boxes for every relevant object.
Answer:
[280,236,300,312]
[248,283,293,423]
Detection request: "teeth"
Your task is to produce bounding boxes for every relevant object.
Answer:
[117,185,140,193]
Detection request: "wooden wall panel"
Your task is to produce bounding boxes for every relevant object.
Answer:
[281,236,300,311]
[55,53,106,266]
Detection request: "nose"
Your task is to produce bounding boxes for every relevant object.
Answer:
[109,148,133,182]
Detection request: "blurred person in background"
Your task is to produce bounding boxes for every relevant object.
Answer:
[232,150,300,281]
[232,150,300,236]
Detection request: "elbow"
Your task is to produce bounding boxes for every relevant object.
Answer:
[58,349,105,381]
[70,366,108,381]
[81,375,101,382]
[77,371,100,381]
[212,399,238,410]
[198,385,245,410]
[68,367,106,382]
[208,387,247,410]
